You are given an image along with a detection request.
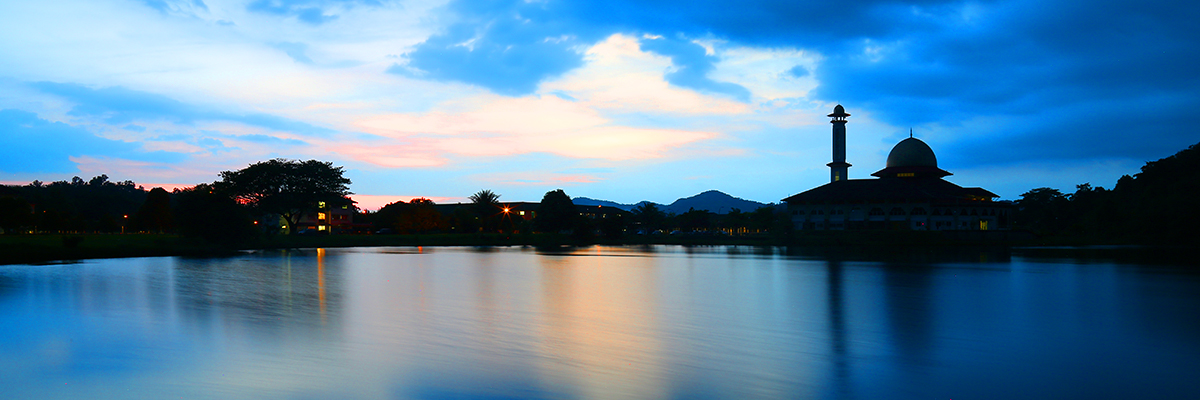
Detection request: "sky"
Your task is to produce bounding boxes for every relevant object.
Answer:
[1,0,1197,210]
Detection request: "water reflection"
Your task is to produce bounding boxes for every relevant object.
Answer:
[1,246,1197,399]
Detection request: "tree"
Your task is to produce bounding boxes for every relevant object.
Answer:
[216,159,352,234]
[376,198,447,233]
[1014,187,1070,235]
[722,208,749,234]
[632,202,666,233]
[749,206,778,233]
[174,184,256,245]
[134,187,174,233]
[400,198,447,233]
[535,189,576,233]
[0,196,34,234]
[468,189,501,232]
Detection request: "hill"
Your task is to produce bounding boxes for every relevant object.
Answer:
[571,197,636,211]
[660,190,769,214]
[573,190,769,214]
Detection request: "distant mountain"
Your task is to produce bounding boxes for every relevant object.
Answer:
[571,197,637,211]
[660,190,769,214]
[573,190,769,214]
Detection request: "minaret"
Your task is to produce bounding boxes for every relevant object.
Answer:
[827,104,851,182]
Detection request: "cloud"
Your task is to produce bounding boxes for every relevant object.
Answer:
[399,6,588,96]
[246,0,383,25]
[67,155,220,185]
[30,81,335,136]
[538,34,751,116]
[396,0,949,97]
[638,36,750,101]
[399,0,1200,170]
[0,109,182,173]
[138,0,209,17]
[354,95,717,162]
[472,172,602,187]
[227,134,308,146]
[804,0,1200,163]
[271,42,314,64]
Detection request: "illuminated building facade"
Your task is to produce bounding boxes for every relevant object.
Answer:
[783,105,1010,231]
[294,201,355,232]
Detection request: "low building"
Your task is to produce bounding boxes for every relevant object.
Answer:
[294,201,356,233]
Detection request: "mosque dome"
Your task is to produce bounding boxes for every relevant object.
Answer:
[886,137,938,168]
[872,137,952,178]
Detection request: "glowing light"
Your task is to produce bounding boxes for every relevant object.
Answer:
[503,207,511,213]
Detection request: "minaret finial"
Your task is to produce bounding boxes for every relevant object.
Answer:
[909,128,913,138]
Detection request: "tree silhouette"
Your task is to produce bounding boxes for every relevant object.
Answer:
[535,189,576,233]
[134,187,174,233]
[1015,187,1070,235]
[216,159,352,234]
[174,184,256,245]
[632,202,666,233]
[377,198,447,233]
[0,196,34,234]
[468,189,501,232]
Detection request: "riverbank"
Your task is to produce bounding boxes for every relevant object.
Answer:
[0,230,1051,265]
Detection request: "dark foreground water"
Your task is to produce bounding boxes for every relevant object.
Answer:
[1,246,1197,400]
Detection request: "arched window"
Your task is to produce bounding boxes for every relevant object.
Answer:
[869,208,885,216]
[911,207,927,215]
[889,207,906,216]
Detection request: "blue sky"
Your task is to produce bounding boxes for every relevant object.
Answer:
[1,0,1196,209]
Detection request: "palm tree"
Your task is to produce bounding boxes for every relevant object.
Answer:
[469,190,500,206]
[468,190,501,232]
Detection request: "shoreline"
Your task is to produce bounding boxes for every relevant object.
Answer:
[3,232,1193,266]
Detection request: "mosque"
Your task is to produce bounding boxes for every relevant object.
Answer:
[782,105,1010,231]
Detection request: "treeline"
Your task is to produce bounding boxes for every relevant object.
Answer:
[0,159,352,246]
[1013,141,1200,244]
[364,188,793,240]
[0,175,168,234]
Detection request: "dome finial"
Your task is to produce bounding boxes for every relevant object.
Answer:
[909,128,913,138]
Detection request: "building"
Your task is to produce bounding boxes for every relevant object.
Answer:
[293,200,356,233]
[783,105,1010,231]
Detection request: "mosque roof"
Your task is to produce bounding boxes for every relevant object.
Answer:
[781,178,997,204]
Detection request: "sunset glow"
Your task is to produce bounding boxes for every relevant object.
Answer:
[1,0,1195,204]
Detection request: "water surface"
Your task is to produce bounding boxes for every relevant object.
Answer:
[1,246,1197,399]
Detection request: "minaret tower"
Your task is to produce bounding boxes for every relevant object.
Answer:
[827,104,851,182]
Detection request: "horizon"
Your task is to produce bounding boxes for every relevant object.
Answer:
[3,0,1196,207]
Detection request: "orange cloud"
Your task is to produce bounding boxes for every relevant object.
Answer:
[354,96,717,163]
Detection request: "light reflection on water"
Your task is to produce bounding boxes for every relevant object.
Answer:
[1,246,1198,399]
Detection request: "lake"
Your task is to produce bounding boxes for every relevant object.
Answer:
[1,246,1197,399]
